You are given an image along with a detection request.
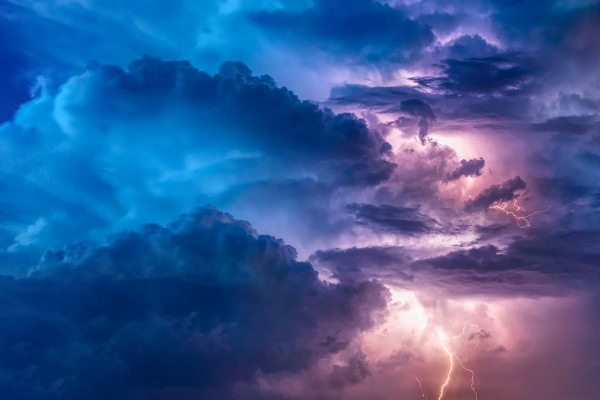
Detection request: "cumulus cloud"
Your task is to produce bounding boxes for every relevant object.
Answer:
[0,56,396,269]
[0,207,387,399]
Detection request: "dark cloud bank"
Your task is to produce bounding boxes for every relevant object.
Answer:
[0,207,387,399]
[312,227,600,296]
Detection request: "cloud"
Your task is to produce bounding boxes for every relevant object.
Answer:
[311,246,413,284]
[0,56,395,270]
[411,228,600,293]
[465,176,526,211]
[252,0,434,67]
[399,99,436,145]
[2,1,600,399]
[444,34,499,59]
[0,207,387,399]
[328,352,371,389]
[444,157,485,182]
[531,115,600,136]
[7,218,46,252]
[412,55,538,95]
[346,203,438,236]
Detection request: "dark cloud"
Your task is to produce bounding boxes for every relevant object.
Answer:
[532,176,595,204]
[0,207,387,399]
[412,55,538,95]
[531,115,600,136]
[416,11,462,35]
[465,176,526,211]
[311,246,413,284]
[312,225,600,296]
[252,0,434,66]
[347,203,438,236]
[413,228,600,286]
[329,353,371,389]
[445,34,499,59]
[473,223,509,241]
[70,57,391,173]
[399,99,436,145]
[444,157,485,182]
[328,78,533,125]
[0,56,398,273]
[415,245,525,272]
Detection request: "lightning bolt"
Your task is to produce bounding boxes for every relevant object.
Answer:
[415,377,428,399]
[435,322,481,400]
[437,331,454,400]
[456,356,478,400]
[490,199,550,228]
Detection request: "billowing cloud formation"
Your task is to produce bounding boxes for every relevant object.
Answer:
[465,176,526,211]
[0,207,387,399]
[444,157,485,182]
[57,57,391,176]
[0,56,395,270]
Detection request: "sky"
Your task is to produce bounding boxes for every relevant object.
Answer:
[1,0,600,399]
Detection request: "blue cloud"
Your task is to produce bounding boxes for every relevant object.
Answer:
[0,57,394,273]
[0,207,387,399]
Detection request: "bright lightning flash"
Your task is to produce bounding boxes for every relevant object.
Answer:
[430,322,481,400]
[437,331,455,400]
[490,199,549,228]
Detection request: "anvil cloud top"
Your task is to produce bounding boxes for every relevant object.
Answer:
[1,1,599,399]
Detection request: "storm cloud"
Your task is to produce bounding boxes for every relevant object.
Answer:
[465,176,527,211]
[2,1,600,399]
[0,207,387,399]
[444,157,485,182]
[347,203,438,236]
